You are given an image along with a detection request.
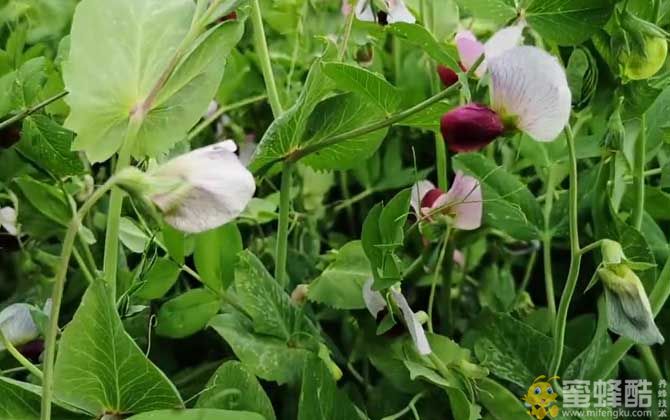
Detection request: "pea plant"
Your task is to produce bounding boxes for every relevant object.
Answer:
[1,0,670,419]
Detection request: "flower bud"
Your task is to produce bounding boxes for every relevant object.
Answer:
[598,264,664,345]
[440,104,504,152]
[437,65,458,88]
[291,284,310,305]
[600,239,625,265]
[620,35,668,81]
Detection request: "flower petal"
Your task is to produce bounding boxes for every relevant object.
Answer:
[456,31,485,76]
[0,206,17,236]
[0,303,39,351]
[150,141,256,233]
[362,278,387,318]
[354,0,375,22]
[489,46,572,142]
[444,171,482,230]
[386,0,415,24]
[410,180,435,215]
[391,290,431,355]
[440,104,504,152]
[483,24,524,62]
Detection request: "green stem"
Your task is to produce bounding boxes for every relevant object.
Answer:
[338,6,355,61]
[0,91,68,131]
[514,250,538,307]
[542,168,558,321]
[250,0,283,117]
[381,392,426,420]
[435,133,448,191]
[632,114,646,230]
[285,54,485,165]
[187,94,267,140]
[428,228,450,333]
[549,126,581,377]
[41,179,116,420]
[578,240,604,257]
[275,162,293,287]
[590,255,670,380]
[638,345,664,382]
[0,330,43,380]
[102,117,143,299]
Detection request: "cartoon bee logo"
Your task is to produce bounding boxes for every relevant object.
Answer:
[522,375,560,419]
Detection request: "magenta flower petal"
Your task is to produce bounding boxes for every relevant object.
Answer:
[443,171,482,230]
[440,104,504,152]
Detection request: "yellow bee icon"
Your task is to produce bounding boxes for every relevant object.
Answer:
[522,375,560,419]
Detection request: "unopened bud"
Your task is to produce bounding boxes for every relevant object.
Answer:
[437,65,459,88]
[291,284,309,305]
[441,104,504,152]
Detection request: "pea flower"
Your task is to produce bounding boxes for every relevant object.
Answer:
[437,64,459,88]
[593,239,664,346]
[118,141,255,233]
[363,279,431,355]
[441,46,572,152]
[0,206,17,236]
[0,301,50,352]
[343,0,375,22]
[456,23,525,77]
[410,172,482,230]
[386,0,415,24]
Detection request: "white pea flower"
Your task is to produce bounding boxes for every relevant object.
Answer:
[354,0,375,22]
[0,300,50,351]
[456,22,525,77]
[363,279,431,355]
[0,206,17,236]
[386,0,415,24]
[118,140,255,233]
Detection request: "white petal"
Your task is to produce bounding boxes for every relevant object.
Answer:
[0,303,39,351]
[150,141,255,233]
[354,0,375,22]
[489,46,572,142]
[0,207,17,236]
[362,278,387,318]
[386,0,415,24]
[410,180,435,215]
[484,24,524,62]
[444,171,482,230]
[391,290,431,355]
[204,100,218,119]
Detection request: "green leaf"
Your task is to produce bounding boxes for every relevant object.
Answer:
[378,188,411,246]
[194,223,243,292]
[134,257,182,300]
[386,23,459,69]
[453,153,542,240]
[54,279,183,416]
[472,313,574,388]
[119,217,150,253]
[196,361,276,420]
[455,0,614,45]
[156,288,220,338]
[209,313,311,384]
[477,377,529,420]
[0,377,88,420]
[16,115,84,177]
[14,175,70,225]
[307,241,372,310]
[301,93,388,171]
[11,57,47,108]
[234,250,303,340]
[249,61,334,173]
[322,62,402,114]
[127,409,265,420]
[298,357,360,420]
[64,0,243,162]
[525,0,615,46]
[162,223,185,264]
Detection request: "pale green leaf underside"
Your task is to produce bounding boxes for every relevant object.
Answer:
[64,0,242,162]
[54,279,183,416]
